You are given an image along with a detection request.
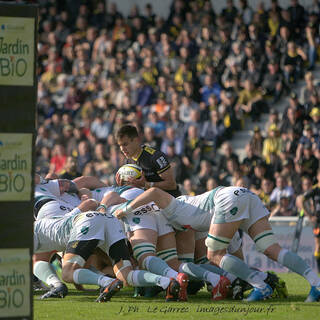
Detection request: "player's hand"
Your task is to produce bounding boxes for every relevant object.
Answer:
[113,209,126,219]
[115,172,122,186]
[126,174,146,188]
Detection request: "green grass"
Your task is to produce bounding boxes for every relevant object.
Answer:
[34,274,320,320]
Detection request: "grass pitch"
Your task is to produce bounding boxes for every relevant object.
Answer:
[34,273,320,320]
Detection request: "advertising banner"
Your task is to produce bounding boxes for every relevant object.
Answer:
[0,16,35,86]
[0,248,30,317]
[0,133,32,201]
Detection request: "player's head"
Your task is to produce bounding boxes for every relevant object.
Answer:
[58,179,79,195]
[116,124,141,158]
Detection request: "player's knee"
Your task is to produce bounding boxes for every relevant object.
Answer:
[207,250,225,266]
[263,244,280,260]
[148,187,162,197]
[139,253,155,269]
[253,231,278,256]
[61,264,75,283]
[113,260,133,286]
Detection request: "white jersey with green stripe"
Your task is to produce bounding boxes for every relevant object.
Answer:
[34,214,75,252]
[34,180,61,205]
[164,187,223,231]
[35,181,81,219]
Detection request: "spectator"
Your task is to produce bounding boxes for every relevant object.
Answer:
[262,124,281,164]
[300,72,320,105]
[161,126,183,156]
[192,159,216,194]
[265,109,280,133]
[221,0,238,25]
[270,192,297,217]
[182,178,196,196]
[258,177,275,210]
[201,109,226,151]
[182,125,204,175]
[282,41,307,85]
[236,78,267,121]
[59,156,81,180]
[217,142,239,182]
[36,146,51,176]
[270,174,295,209]
[90,112,113,140]
[261,59,284,103]
[49,143,67,174]
[143,126,162,150]
[77,140,92,173]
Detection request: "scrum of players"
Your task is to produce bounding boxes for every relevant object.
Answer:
[33,164,320,303]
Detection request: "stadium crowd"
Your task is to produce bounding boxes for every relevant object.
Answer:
[35,0,320,221]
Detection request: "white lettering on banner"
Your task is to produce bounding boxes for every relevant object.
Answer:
[0,133,32,201]
[242,225,317,273]
[0,248,30,317]
[0,16,34,86]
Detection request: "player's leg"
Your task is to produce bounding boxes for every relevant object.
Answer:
[62,239,119,298]
[207,219,272,301]
[248,216,320,302]
[175,229,232,301]
[195,233,238,282]
[109,238,180,302]
[114,188,174,218]
[33,251,68,299]
[130,229,180,279]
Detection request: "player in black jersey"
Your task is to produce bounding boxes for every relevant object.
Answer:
[116,124,181,197]
[299,171,320,272]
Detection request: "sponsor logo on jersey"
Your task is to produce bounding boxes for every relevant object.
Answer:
[81,226,89,235]
[156,156,168,168]
[230,207,238,215]
[133,203,159,215]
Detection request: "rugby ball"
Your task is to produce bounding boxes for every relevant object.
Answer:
[117,164,142,182]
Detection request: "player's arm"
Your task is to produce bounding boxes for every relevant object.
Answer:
[100,191,127,209]
[114,187,173,219]
[73,176,108,189]
[145,166,177,190]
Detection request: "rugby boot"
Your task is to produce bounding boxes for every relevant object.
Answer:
[41,283,68,299]
[212,276,231,301]
[133,286,145,297]
[187,280,204,295]
[144,286,164,297]
[305,286,320,302]
[230,277,252,300]
[176,273,188,301]
[245,284,273,302]
[33,275,48,292]
[96,279,123,302]
[165,278,180,302]
[265,271,288,299]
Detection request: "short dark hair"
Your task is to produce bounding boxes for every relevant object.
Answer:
[116,124,139,140]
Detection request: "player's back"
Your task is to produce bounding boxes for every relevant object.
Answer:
[34,215,73,253]
[164,187,223,231]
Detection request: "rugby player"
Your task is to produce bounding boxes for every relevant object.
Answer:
[34,179,182,302]
[100,183,231,301]
[113,186,318,301]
